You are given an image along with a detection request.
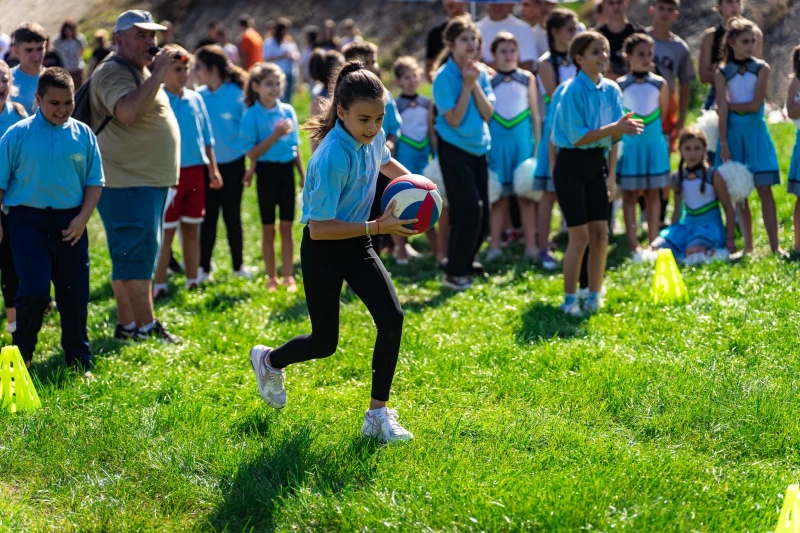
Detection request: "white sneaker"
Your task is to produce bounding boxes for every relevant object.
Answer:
[198,268,213,284]
[559,301,583,317]
[234,265,256,279]
[361,407,414,443]
[404,243,423,260]
[583,297,604,313]
[485,247,502,262]
[5,321,15,334]
[249,345,286,409]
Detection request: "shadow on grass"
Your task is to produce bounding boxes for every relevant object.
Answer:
[514,301,589,345]
[207,427,380,532]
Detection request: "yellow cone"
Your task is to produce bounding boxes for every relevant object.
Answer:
[776,485,800,533]
[0,346,42,413]
[652,249,689,305]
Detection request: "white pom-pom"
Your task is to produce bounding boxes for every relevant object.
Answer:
[423,158,448,208]
[695,110,719,152]
[717,160,755,204]
[489,169,502,205]
[513,158,542,201]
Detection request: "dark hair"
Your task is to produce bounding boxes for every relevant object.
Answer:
[622,32,654,57]
[569,31,609,71]
[342,40,378,62]
[246,62,285,107]
[37,67,73,95]
[59,19,77,40]
[654,0,679,6]
[793,45,800,80]
[13,22,48,44]
[676,127,709,195]
[490,31,517,55]
[722,17,757,65]
[196,45,248,89]
[304,60,385,143]
[546,8,578,58]
[309,48,344,88]
[274,17,292,43]
[435,16,478,70]
[304,25,319,46]
[238,15,254,29]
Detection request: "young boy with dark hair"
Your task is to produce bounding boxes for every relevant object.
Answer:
[10,22,48,114]
[593,0,645,80]
[0,67,104,376]
[648,0,695,148]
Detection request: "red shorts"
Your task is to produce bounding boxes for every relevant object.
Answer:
[164,165,206,228]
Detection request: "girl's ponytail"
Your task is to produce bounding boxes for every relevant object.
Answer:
[303,60,386,143]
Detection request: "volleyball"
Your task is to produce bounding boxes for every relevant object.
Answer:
[381,175,443,232]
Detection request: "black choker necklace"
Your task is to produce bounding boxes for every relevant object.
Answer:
[632,71,649,79]
[732,57,750,67]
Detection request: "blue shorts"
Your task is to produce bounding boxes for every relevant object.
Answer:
[97,187,169,281]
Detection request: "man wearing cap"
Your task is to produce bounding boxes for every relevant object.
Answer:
[90,10,183,343]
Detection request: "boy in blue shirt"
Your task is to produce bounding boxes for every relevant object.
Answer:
[154,45,222,299]
[0,68,105,375]
[9,22,48,115]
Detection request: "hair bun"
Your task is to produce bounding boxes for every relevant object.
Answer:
[338,60,364,79]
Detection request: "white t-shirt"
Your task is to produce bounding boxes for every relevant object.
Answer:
[477,15,538,66]
[531,22,587,56]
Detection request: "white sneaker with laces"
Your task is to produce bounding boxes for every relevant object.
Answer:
[361,407,414,443]
[249,345,286,409]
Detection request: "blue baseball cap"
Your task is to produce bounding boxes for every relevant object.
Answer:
[114,10,168,33]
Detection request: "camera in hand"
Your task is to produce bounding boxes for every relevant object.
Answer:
[148,46,187,62]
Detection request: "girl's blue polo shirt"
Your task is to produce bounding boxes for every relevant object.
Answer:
[240,100,301,164]
[551,70,624,151]
[432,57,495,156]
[197,82,246,165]
[165,88,215,168]
[302,120,391,224]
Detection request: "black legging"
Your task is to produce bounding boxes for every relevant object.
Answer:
[200,157,246,272]
[269,226,404,402]
[0,212,18,310]
[438,138,489,277]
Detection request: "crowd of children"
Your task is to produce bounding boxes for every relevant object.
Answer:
[3,0,800,440]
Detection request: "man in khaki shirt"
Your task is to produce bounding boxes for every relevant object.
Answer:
[92,10,182,343]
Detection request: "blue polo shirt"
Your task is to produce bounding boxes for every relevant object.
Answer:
[551,70,624,150]
[0,112,105,209]
[240,100,300,164]
[432,57,495,156]
[544,81,571,146]
[0,101,27,137]
[302,120,391,224]
[166,88,214,168]
[383,88,402,139]
[197,82,246,165]
[10,66,41,116]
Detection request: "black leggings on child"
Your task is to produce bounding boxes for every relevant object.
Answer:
[200,157,246,273]
[438,138,489,276]
[269,226,404,402]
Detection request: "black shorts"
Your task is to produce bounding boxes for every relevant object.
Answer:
[553,147,610,227]
[256,161,296,225]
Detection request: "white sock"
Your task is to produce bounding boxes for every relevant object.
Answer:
[154,283,167,292]
[139,320,156,333]
[367,407,386,416]
[185,278,198,288]
[124,321,137,331]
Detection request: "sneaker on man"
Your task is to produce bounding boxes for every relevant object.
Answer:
[361,407,414,443]
[249,345,286,409]
[443,275,472,291]
[137,320,181,344]
[113,323,138,341]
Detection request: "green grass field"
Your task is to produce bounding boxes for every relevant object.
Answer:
[2,89,800,532]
